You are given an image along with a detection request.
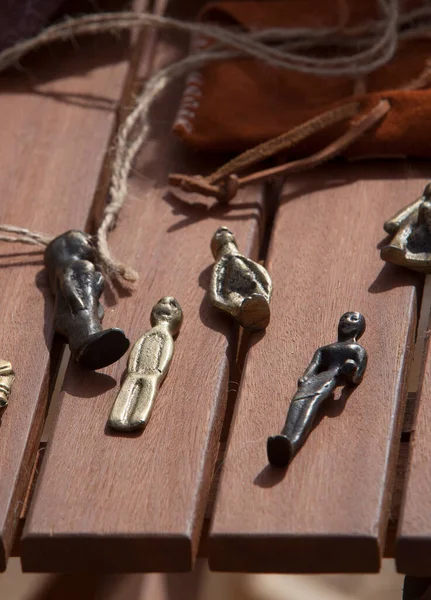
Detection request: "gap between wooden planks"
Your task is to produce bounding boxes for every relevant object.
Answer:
[0,2,152,570]
[397,275,431,575]
[209,163,424,574]
[19,4,268,573]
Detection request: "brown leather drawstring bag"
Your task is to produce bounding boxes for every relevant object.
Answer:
[169,1,431,200]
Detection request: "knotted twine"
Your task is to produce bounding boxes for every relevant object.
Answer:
[0,1,429,286]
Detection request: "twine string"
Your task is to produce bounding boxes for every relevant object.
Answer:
[0,2,430,283]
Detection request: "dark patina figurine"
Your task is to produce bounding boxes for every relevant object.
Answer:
[381,182,431,272]
[44,230,130,370]
[267,312,367,468]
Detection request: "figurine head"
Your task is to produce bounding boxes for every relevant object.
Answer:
[418,193,431,233]
[44,230,95,268]
[151,297,183,335]
[423,182,431,199]
[211,226,237,259]
[337,312,365,342]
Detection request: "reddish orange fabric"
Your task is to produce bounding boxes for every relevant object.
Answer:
[173,0,431,160]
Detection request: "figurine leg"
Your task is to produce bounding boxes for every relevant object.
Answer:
[380,227,410,266]
[75,328,130,370]
[109,374,158,432]
[127,375,159,429]
[239,293,270,331]
[267,381,337,467]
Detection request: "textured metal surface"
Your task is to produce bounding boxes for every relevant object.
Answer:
[0,360,14,409]
[381,183,431,273]
[44,230,129,370]
[210,226,272,331]
[108,297,183,432]
[267,312,368,468]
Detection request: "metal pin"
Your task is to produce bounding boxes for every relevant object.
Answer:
[44,230,130,370]
[108,297,183,432]
[0,360,15,410]
[381,182,431,273]
[210,226,272,331]
[267,312,367,468]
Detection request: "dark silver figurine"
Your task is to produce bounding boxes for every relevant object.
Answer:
[267,312,367,467]
[44,230,130,370]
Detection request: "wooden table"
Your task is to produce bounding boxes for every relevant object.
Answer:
[1,1,431,594]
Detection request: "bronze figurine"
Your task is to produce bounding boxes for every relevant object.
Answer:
[44,230,129,370]
[210,226,272,331]
[381,182,431,272]
[109,297,183,432]
[0,360,14,409]
[267,312,367,467]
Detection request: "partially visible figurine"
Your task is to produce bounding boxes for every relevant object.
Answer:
[210,226,272,331]
[0,359,14,409]
[44,230,130,370]
[267,312,367,468]
[109,297,183,432]
[381,182,431,272]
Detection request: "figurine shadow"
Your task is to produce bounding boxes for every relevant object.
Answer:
[0,406,6,428]
[163,190,260,233]
[198,265,234,337]
[254,384,354,488]
[35,267,57,352]
[0,0,134,103]
[104,422,145,439]
[62,367,116,399]
[102,274,135,309]
[278,172,354,209]
[368,261,422,294]
[254,463,288,488]
[0,250,44,268]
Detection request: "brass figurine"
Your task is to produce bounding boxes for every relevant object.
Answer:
[109,297,183,432]
[381,182,431,272]
[267,312,367,468]
[44,230,130,370]
[0,360,14,409]
[210,226,272,331]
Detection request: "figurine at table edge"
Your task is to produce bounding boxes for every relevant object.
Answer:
[109,297,183,432]
[44,230,130,370]
[381,182,431,273]
[210,226,272,331]
[0,360,14,410]
[267,312,367,468]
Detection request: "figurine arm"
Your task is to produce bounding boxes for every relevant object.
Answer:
[352,351,368,385]
[298,349,322,384]
[384,197,422,234]
[94,271,105,298]
[248,261,272,296]
[128,329,173,375]
[59,267,86,313]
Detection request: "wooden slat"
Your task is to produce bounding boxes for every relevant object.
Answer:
[0,25,140,570]
[396,276,431,575]
[209,163,422,573]
[19,27,267,572]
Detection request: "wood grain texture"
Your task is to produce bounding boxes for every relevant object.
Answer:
[209,163,422,573]
[0,27,137,570]
[20,29,266,572]
[397,287,431,575]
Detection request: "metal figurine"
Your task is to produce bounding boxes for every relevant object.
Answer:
[0,360,14,409]
[44,230,130,370]
[381,182,431,273]
[267,312,367,468]
[109,297,183,432]
[210,226,272,331]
